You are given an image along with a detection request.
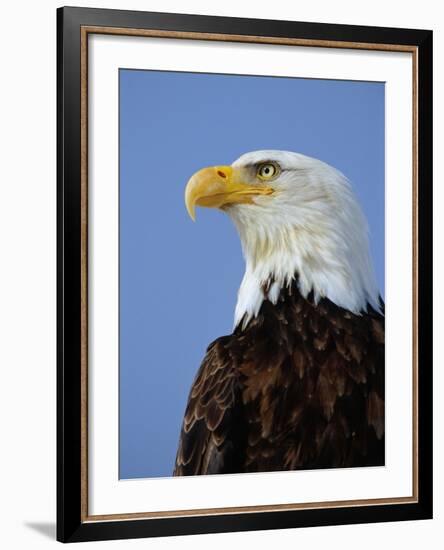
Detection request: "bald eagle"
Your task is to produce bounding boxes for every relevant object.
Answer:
[174,150,384,476]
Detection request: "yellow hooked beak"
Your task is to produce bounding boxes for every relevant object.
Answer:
[185,165,274,220]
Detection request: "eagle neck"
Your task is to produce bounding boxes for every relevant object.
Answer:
[230,213,381,331]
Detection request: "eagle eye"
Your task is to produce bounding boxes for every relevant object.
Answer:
[257,162,279,180]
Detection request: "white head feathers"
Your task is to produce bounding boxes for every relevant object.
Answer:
[225,150,381,329]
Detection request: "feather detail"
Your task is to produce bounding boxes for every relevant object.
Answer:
[174,283,384,476]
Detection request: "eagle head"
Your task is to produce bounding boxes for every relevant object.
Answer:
[185,150,381,329]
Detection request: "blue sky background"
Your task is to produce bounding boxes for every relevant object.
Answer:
[119,69,385,479]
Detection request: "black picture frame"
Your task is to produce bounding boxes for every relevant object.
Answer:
[57,6,433,543]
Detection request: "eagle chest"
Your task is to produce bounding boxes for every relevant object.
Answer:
[238,344,318,469]
[234,304,384,471]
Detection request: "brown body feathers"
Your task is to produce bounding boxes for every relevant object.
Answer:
[174,283,385,476]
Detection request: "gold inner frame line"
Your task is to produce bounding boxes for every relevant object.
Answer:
[80,25,419,523]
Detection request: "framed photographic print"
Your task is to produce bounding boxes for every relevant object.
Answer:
[57,6,433,543]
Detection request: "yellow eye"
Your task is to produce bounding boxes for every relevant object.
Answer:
[257,163,278,180]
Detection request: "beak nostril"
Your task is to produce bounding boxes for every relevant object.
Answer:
[217,170,227,179]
